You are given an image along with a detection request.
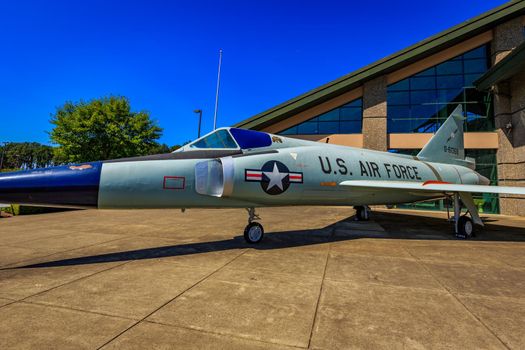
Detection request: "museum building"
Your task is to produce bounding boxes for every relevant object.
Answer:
[235,1,525,216]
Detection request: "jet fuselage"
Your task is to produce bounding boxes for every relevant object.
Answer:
[0,135,487,210]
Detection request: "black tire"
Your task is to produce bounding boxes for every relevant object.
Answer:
[244,222,264,244]
[355,206,370,221]
[456,216,474,239]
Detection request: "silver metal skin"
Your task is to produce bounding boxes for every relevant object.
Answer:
[97,144,480,209]
[2,105,525,242]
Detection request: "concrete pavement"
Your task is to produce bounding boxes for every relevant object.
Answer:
[0,207,524,349]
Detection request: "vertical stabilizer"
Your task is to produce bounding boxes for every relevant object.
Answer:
[417,105,465,164]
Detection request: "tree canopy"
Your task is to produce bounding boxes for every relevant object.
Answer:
[50,96,163,163]
[0,142,54,170]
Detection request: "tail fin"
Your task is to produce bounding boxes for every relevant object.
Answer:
[417,105,467,165]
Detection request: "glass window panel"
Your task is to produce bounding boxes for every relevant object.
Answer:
[464,59,488,74]
[339,121,361,133]
[463,46,487,59]
[436,89,463,104]
[297,122,318,134]
[317,109,339,121]
[387,44,493,133]
[318,121,339,134]
[436,75,463,89]
[411,104,438,120]
[445,103,465,119]
[345,99,362,107]
[388,105,411,118]
[464,73,481,87]
[465,113,487,132]
[387,91,410,105]
[279,126,297,135]
[277,97,362,135]
[388,79,409,91]
[414,67,435,77]
[465,87,489,105]
[410,90,437,104]
[388,119,412,133]
[464,96,492,131]
[414,118,440,133]
[436,60,463,75]
[340,107,361,120]
[410,76,436,90]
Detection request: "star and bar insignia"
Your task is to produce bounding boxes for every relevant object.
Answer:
[245,160,303,195]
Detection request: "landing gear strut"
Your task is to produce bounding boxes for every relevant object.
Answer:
[452,192,475,239]
[244,208,264,244]
[354,205,371,221]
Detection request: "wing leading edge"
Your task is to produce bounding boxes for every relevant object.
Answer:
[339,180,525,195]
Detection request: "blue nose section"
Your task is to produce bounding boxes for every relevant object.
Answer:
[0,162,102,208]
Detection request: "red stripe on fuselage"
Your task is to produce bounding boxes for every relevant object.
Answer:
[422,180,450,186]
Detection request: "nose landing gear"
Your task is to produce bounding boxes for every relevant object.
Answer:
[244,208,264,244]
[354,205,371,221]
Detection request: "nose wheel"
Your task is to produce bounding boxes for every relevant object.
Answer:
[244,222,264,244]
[244,208,264,244]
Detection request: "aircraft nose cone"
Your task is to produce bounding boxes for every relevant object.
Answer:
[0,162,102,208]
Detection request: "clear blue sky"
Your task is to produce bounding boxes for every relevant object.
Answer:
[0,0,507,146]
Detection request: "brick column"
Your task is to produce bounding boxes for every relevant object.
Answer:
[492,17,524,64]
[362,76,388,151]
[491,17,525,216]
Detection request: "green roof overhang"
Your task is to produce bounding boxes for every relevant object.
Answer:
[475,40,525,90]
[235,1,525,130]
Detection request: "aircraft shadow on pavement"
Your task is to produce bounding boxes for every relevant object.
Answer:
[5,211,525,270]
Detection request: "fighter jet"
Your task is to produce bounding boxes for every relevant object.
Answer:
[1,105,524,243]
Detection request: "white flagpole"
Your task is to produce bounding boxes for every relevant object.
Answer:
[213,49,223,130]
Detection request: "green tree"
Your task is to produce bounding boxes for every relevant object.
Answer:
[0,142,55,170]
[150,143,171,154]
[50,96,163,162]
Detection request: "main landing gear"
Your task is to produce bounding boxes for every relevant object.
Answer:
[451,192,483,239]
[354,205,371,221]
[244,208,264,244]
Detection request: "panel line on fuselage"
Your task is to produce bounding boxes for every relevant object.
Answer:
[420,161,443,182]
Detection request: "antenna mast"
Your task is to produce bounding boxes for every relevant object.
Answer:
[213,49,223,130]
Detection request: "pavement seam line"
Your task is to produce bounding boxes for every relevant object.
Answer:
[19,261,132,303]
[144,319,304,349]
[17,300,138,321]
[2,229,115,246]
[0,260,132,312]
[96,248,249,350]
[0,235,131,269]
[307,242,331,349]
[402,246,512,350]
[0,299,19,309]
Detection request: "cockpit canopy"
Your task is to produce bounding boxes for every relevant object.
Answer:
[189,129,238,149]
[179,127,273,152]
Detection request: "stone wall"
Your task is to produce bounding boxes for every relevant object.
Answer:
[498,71,525,216]
[492,16,525,216]
[492,16,524,64]
[362,76,387,151]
